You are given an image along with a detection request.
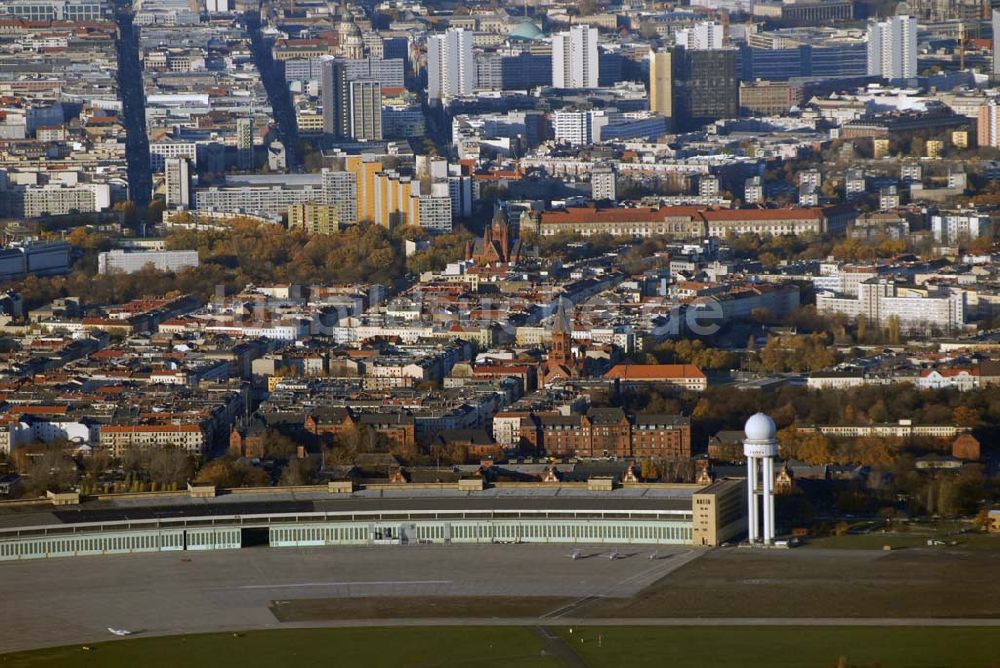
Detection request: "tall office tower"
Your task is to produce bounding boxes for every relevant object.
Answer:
[648,49,673,128]
[675,21,724,50]
[866,14,917,82]
[349,80,382,141]
[322,59,349,137]
[671,47,738,131]
[427,28,475,101]
[552,25,599,89]
[164,157,191,209]
[236,117,253,170]
[993,9,1000,78]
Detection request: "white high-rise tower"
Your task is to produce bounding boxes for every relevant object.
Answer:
[866,14,916,82]
[427,28,475,101]
[552,25,599,89]
[743,412,778,545]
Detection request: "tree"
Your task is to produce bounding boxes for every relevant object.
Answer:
[146,448,195,487]
[952,406,980,427]
[195,457,270,488]
[22,450,78,496]
[262,429,299,460]
[325,424,379,465]
[112,200,138,226]
[279,458,317,486]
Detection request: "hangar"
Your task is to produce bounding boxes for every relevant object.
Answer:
[0,480,746,561]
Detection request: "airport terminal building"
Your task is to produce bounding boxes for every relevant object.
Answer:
[0,480,747,561]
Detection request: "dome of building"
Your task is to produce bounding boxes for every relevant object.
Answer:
[510,21,544,41]
[744,412,776,442]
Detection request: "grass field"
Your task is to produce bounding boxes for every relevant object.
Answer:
[577,545,1000,619]
[4,626,999,668]
[270,596,571,621]
[804,528,999,552]
[0,628,560,668]
[554,626,1000,668]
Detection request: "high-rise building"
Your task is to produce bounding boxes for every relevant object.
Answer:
[322,59,349,137]
[321,169,358,224]
[236,117,253,170]
[591,165,616,202]
[427,28,475,101]
[165,157,191,209]
[373,170,418,228]
[648,49,672,126]
[345,155,384,223]
[501,52,552,90]
[552,25,599,89]
[744,176,763,204]
[342,57,405,88]
[978,101,1000,149]
[417,196,453,233]
[671,47,739,131]
[288,203,340,235]
[866,14,917,82]
[675,21,724,50]
[322,59,384,140]
[349,80,382,141]
[552,111,606,146]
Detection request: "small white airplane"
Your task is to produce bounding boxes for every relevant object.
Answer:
[609,548,619,560]
[569,548,582,560]
[107,628,132,637]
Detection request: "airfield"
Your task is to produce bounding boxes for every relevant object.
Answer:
[3,538,1000,657]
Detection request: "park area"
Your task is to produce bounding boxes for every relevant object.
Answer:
[3,626,998,668]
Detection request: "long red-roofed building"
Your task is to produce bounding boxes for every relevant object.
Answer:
[536,204,856,239]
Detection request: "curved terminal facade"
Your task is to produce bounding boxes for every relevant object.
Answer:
[0,482,747,561]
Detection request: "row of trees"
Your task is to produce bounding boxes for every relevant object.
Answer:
[649,338,737,371]
[777,430,904,467]
[10,220,477,310]
[753,333,838,373]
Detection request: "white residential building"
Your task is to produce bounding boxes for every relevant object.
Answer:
[675,21,724,50]
[816,278,966,333]
[931,213,988,243]
[427,28,475,101]
[98,249,200,275]
[866,15,917,81]
[552,111,605,146]
[165,157,191,209]
[552,25,599,89]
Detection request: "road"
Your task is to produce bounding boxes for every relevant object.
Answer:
[114,4,151,208]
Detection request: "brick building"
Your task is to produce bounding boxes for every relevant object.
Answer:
[519,408,691,459]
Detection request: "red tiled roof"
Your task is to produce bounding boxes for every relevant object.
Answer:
[8,405,68,416]
[541,206,702,225]
[604,364,706,381]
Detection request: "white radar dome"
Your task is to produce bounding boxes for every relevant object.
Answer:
[744,412,777,441]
